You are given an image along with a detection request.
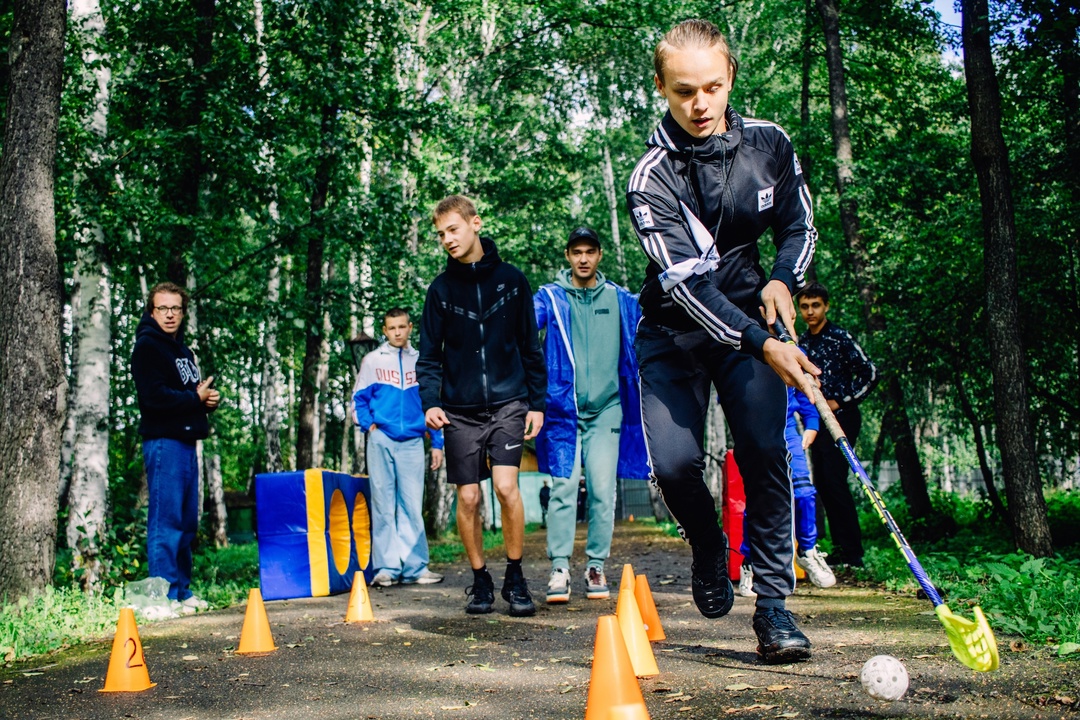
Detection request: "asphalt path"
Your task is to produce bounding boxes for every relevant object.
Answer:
[2,522,1076,719]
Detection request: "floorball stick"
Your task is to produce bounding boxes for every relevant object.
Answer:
[773,321,998,672]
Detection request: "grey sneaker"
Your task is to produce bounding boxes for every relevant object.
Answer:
[371,570,396,587]
[796,547,837,588]
[501,572,537,617]
[546,568,571,603]
[738,563,756,597]
[402,569,443,585]
[585,566,609,599]
[753,607,812,664]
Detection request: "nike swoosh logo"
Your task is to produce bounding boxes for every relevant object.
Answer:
[504,443,522,451]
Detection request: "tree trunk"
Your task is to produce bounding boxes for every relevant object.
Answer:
[961,0,1053,556]
[63,0,114,593]
[816,0,934,520]
[315,261,333,467]
[955,371,1008,522]
[204,452,228,547]
[295,104,337,470]
[65,244,112,590]
[425,462,455,536]
[0,0,68,600]
[601,143,628,287]
[261,260,284,473]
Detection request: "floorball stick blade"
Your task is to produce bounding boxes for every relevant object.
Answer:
[935,604,999,672]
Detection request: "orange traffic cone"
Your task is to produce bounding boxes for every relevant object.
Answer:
[634,574,665,642]
[619,563,636,595]
[610,703,651,720]
[236,588,277,654]
[616,569,659,678]
[345,571,374,622]
[100,608,155,692]
[585,616,647,720]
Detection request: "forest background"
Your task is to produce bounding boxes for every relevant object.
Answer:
[0,0,1078,614]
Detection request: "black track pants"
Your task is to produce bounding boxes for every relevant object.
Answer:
[810,405,864,565]
[635,321,795,600]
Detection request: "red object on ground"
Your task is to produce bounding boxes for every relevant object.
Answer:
[722,450,746,581]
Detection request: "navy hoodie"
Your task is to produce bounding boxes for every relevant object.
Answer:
[131,313,211,441]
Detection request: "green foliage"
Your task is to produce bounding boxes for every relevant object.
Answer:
[190,542,261,608]
[429,529,510,565]
[0,586,120,662]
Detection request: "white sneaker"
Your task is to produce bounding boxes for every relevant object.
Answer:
[402,569,443,585]
[371,570,396,587]
[546,568,571,604]
[738,564,756,597]
[171,599,197,616]
[180,595,209,612]
[797,547,837,588]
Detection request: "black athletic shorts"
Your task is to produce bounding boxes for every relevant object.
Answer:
[443,400,528,486]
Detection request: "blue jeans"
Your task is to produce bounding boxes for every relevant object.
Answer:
[367,429,430,580]
[546,403,622,571]
[143,438,200,601]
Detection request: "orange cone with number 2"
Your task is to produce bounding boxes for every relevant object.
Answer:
[100,608,155,692]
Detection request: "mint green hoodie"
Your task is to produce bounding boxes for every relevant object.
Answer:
[554,268,621,420]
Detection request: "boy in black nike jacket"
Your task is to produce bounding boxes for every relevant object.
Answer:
[418,194,547,617]
[626,20,820,664]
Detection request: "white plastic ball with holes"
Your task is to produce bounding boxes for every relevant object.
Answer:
[860,655,909,701]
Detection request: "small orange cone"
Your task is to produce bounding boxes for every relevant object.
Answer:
[619,563,636,595]
[616,569,659,678]
[610,703,651,719]
[345,571,374,622]
[236,588,277,654]
[100,608,155,692]
[634,574,665,642]
[585,616,647,720]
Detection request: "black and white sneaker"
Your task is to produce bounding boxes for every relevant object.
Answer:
[465,571,495,614]
[690,545,734,618]
[501,572,537,617]
[753,607,812,663]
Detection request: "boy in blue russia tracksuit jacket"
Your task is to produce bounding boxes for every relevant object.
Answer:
[353,309,444,586]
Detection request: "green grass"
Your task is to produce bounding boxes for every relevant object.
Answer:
[429,528,517,565]
[854,488,1080,653]
[0,585,121,662]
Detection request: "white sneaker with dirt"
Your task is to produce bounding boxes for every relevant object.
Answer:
[546,568,571,603]
[371,570,396,587]
[796,547,837,588]
[585,567,609,599]
[738,563,756,597]
[181,595,209,612]
[402,569,443,585]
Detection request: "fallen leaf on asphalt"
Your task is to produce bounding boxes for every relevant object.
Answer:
[182,655,199,661]
[745,704,779,711]
[473,663,496,672]
[403,642,412,646]
[725,683,758,691]
[767,685,792,692]
[727,673,747,678]
[1054,695,1076,705]
[776,713,799,718]
[286,644,301,649]
[1009,640,1026,652]
[394,627,409,634]
[914,654,933,659]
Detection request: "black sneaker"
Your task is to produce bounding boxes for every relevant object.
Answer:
[753,607,812,663]
[690,545,734,618]
[501,573,537,617]
[465,571,495,614]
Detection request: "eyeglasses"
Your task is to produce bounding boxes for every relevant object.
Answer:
[154,306,184,316]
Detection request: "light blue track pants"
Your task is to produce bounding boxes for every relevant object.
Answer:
[367,429,430,581]
[546,403,622,571]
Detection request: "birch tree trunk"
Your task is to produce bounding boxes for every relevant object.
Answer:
[64,0,113,592]
[704,401,728,505]
[203,453,227,547]
[254,0,283,476]
[0,0,68,599]
[962,0,1053,556]
[601,143,628,287]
